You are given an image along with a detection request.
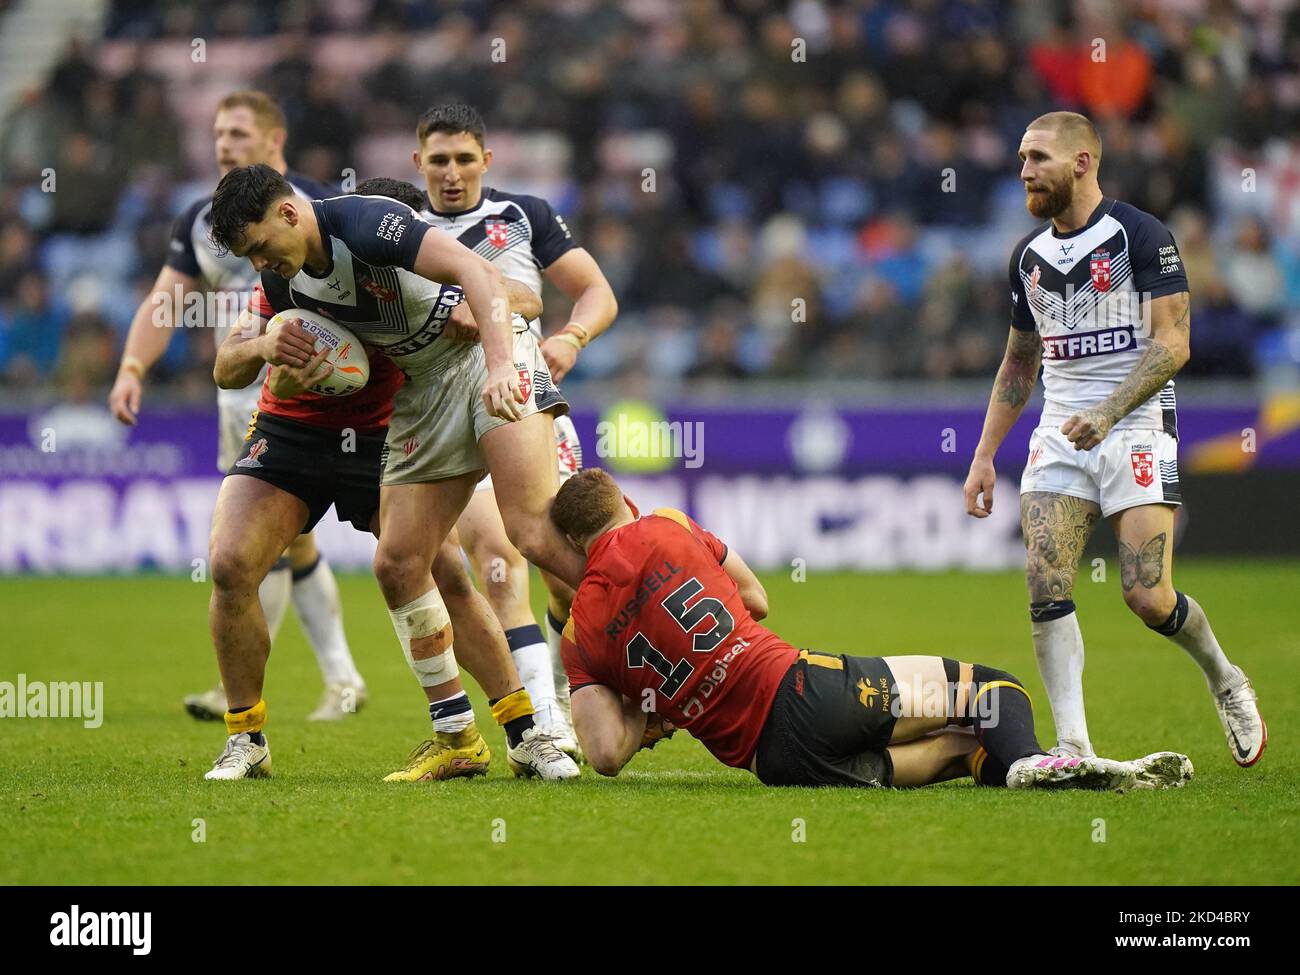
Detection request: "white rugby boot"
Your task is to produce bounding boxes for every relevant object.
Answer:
[204,733,272,780]
[507,726,581,781]
[1127,751,1194,790]
[1007,753,1135,792]
[1048,740,1095,759]
[306,683,368,721]
[533,699,582,762]
[184,683,228,721]
[1214,666,1266,767]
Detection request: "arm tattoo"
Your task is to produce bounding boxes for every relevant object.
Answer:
[1119,533,1166,591]
[1170,292,1191,333]
[995,330,1042,408]
[1021,492,1100,602]
[1094,340,1179,428]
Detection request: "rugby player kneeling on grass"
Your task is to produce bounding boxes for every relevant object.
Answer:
[553,469,1192,792]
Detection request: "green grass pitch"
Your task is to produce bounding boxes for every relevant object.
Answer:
[2,561,1296,885]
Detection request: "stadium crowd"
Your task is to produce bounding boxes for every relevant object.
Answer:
[1,0,1297,401]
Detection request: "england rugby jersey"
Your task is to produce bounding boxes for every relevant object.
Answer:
[1009,198,1189,435]
[421,187,576,338]
[256,195,526,378]
[165,171,336,408]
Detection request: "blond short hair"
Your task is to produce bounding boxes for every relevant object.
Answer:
[216,90,286,134]
[1027,111,1102,163]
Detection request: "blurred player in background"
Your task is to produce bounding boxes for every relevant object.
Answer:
[553,469,1191,792]
[413,104,619,756]
[964,112,1265,767]
[106,90,367,723]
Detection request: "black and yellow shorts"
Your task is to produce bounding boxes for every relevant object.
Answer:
[227,411,386,533]
[753,651,899,788]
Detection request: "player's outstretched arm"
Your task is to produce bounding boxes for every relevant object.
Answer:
[108,266,197,426]
[570,684,648,777]
[1060,291,1191,451]
[965,326,1042,517]
[541,249,618,383]
[721,548,768,620]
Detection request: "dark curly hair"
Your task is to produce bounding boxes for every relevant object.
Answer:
[209,163,294,255]
[354,177,428,212]
[416,103,486,147]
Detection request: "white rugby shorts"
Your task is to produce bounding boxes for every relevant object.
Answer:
[1019,424,1181,517]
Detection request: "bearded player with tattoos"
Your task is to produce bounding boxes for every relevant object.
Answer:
[963,112,1266,768]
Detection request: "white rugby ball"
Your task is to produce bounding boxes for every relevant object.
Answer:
[266,309,370,396]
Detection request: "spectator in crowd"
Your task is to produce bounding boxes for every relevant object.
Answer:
[0,271,71,385]
[0,0,1293,396]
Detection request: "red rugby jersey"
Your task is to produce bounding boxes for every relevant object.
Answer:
[248,283,403,433]
[562,507,797,769]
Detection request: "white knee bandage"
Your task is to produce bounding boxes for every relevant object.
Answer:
[389,590,458,687]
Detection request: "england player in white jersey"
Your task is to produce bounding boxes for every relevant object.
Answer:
[411,105,619,755]
[964,112,1265,768]
[106,91,368,722]
[208,164,589,780]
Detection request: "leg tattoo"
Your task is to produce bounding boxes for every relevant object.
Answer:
[1021,492,1100,601]
[1119,532,1166,592]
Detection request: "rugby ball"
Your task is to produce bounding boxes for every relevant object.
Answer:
[265,309,369,396]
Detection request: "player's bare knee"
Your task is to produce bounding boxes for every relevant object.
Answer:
[287,532,318,569]
[472,542,526,591]
[1025,562,1072,604]
[431,545,474,601]
[1123,585,1176,626]
[372,548,420,598]
[209,544,262,594]
[588,752,621,777]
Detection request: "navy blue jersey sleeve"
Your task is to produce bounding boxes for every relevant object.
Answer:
[1126,208,1189,299]
[255,271,293,317]
[286,171,338,199]
[324,196,431,270]
[515,194,577,269]
[1008,237,1037,331]
[163,197,208,279]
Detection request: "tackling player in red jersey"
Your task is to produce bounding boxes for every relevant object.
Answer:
[553,469,1193,792]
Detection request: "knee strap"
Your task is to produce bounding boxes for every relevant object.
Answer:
[1030,599,1076,622]
[1148,590,1189,636]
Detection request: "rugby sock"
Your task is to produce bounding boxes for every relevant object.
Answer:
[1149,591,1237,694]
[429,691,474,735]
[226,700,267,746]
[290,555,365,688]
[959,662,1042,787]
[489,687,536,747]
[1029,600,1093,755]
[259,558,292,643]
[507,624,558,714]
[545,609,571,704]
